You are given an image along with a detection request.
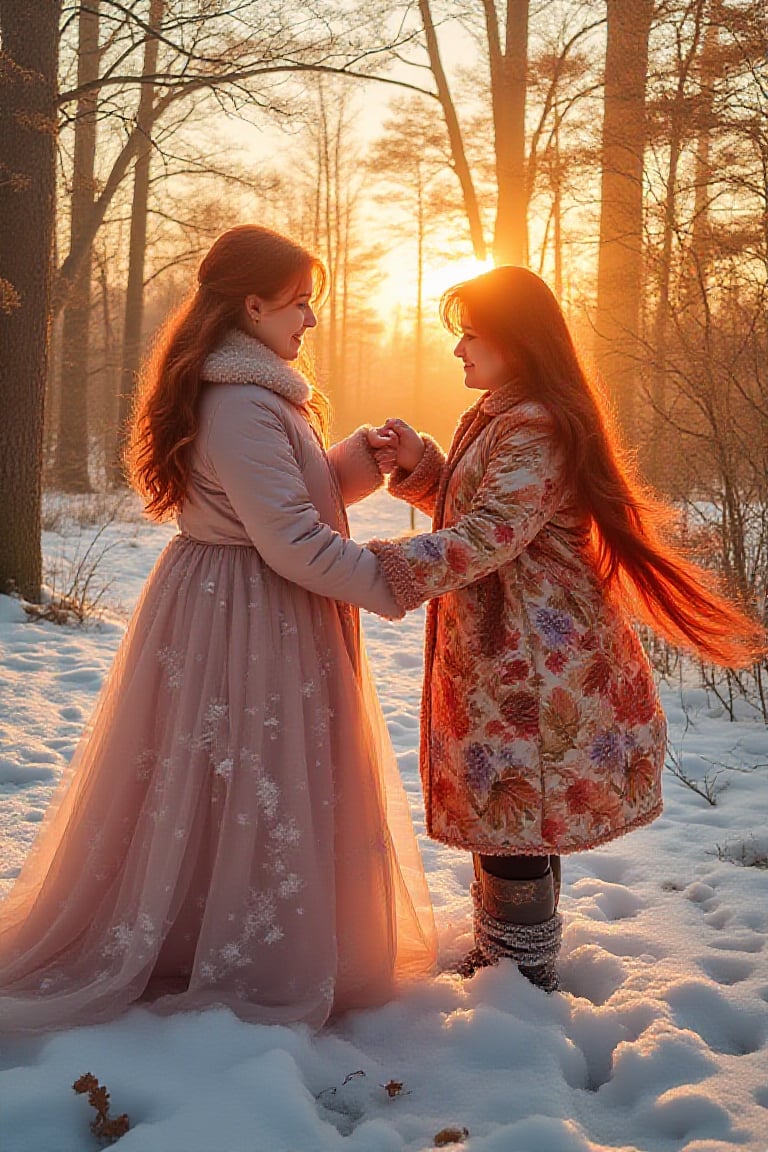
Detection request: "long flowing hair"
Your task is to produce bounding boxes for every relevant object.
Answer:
[127,225,329,520]
[440,265,764,668]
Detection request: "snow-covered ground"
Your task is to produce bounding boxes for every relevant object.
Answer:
[1,490,767,1152]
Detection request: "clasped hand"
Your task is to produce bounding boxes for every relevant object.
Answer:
[366,419,425,475]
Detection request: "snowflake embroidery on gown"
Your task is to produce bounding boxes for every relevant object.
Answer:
[0,536,436,1032]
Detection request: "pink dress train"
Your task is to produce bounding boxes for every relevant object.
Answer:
[0,539,435,1032]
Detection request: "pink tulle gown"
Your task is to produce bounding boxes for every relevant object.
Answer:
[0,333,436,1032]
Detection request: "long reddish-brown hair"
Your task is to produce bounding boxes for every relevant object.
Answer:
[441,265,764,668]
[127,225,329,520]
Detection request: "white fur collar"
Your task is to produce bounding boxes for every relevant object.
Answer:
[201,329,311,405]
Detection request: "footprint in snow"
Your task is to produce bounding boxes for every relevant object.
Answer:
[579,853,635,885]
[685,880,766,974]
[698,953,756,986]
[664,979,768,1056]
[702,906,732,929]
[708,932,765,954]
[569,878,646,922]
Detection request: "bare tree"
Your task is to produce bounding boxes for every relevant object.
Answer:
[114,0,165,484]
[49,0,440,484]
[0,0,62,598]
[645,0,708,482]
[593,0,654,433]
[368,96,458,424]
[53,0,101,492]
[413,0,602,266]
[525,34,601,300]
[634,1,768,710]
[417,0,529,262]
[418,0,487,259]
[51,1,433,318]
[485,0,529,264]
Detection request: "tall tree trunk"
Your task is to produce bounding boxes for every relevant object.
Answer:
[340,189,351,390]
[113,0,164,484]
[0,0,61,600]
[54,0,100,492]
[690,18,719,285]
[649,114,683,485]
[650,0,706,485]
[594,0,653,433]
[95,249,117,476]
[419,0,487,260]
[44,313,62,473]
[414,163,425,430]
[310,132,323,383]
[486,0,529,264]
[44,226,61,472]
[52,86,172,317]
[553,124,563,300]
[320,90,340,415]
[331,98,344,390]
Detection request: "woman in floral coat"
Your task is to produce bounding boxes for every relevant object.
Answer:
[371,266,763,992]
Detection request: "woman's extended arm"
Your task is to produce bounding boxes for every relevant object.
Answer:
[369,409,565,612]
[205,396,403,618]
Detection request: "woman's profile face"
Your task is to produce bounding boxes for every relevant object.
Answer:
[453,320,512,393]
[243,272,317,360]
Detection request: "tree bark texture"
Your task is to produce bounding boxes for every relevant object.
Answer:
[594,0,653,433]
[649,0,707,486]
[419,0,487,260]
[114,0,165,483]
[0,0,61,600]
[54,0,100,492]
[486,0,529,265]
[690,18,719,285]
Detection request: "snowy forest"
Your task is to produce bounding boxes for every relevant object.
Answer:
[1,1,766,628]
[1,2,768,1150]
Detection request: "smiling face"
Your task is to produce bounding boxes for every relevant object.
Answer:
[453,318,513,392]
[244,271,317,360]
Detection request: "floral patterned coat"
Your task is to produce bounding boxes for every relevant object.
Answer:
[370,388,666,855]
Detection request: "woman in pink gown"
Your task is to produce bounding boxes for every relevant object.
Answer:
[0,225,436,1032]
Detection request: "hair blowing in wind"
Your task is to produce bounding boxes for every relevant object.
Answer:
[440,266,765,669]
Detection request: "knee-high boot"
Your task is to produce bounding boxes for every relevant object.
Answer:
[460,859,562,992]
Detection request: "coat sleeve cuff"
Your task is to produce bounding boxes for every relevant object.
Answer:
[327,426,384,505]
[368,540,425,613]
[387,435,444,508]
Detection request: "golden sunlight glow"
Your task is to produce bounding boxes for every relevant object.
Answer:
[377,248,495,334]
[420,255,495,303]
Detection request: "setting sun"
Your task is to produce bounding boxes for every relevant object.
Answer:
[420,254,495,303]
[377,250,495,330]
